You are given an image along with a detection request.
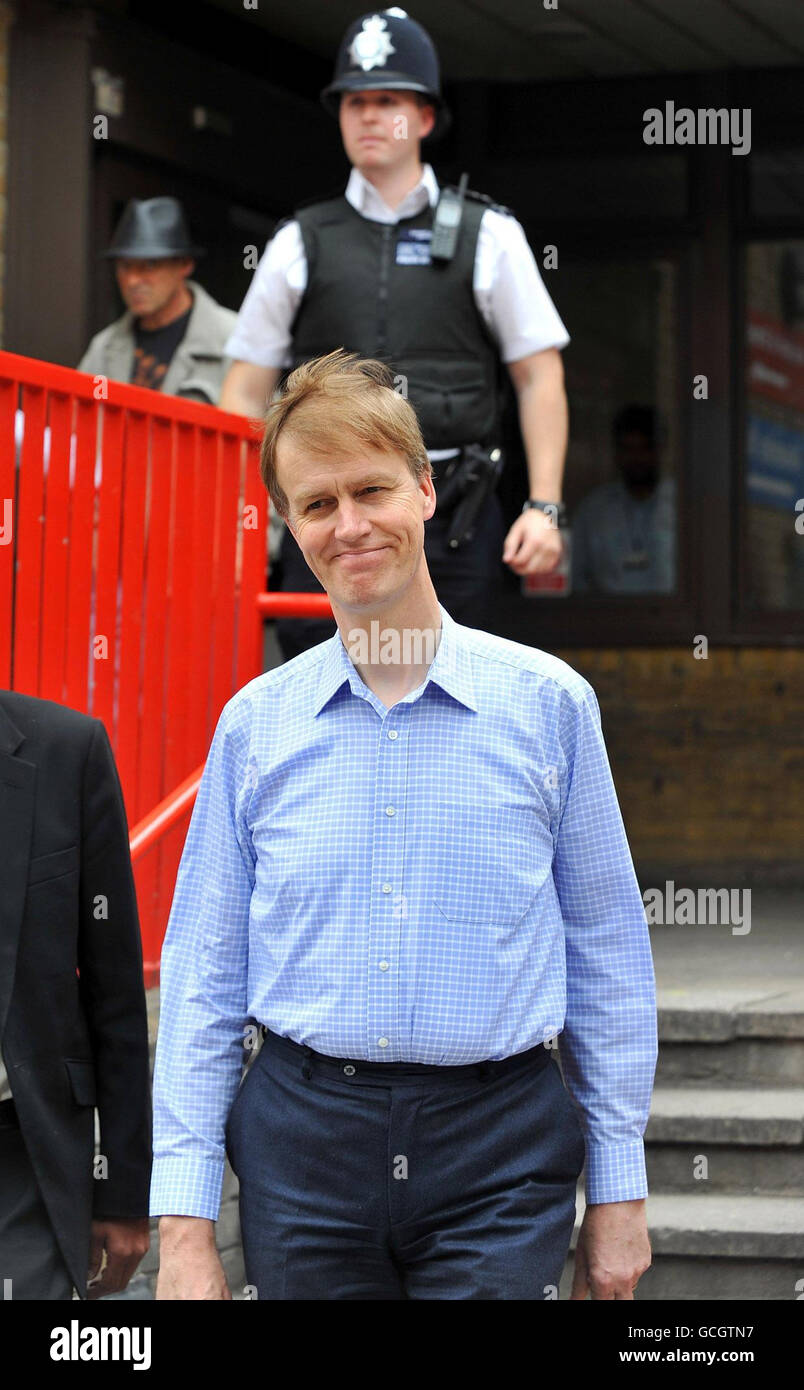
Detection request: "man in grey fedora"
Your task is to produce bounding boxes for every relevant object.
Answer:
[78,197,238,406]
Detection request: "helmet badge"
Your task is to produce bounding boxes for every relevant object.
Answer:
[347,15,397,72]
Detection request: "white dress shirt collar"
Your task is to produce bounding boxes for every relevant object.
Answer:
[344,163,440,224]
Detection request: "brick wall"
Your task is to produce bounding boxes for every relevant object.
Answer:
[556,646,804,885]
[0,2,13,346]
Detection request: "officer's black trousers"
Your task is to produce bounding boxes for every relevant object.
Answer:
[274,491,506,661]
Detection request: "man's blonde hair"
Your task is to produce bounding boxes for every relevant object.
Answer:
[259,349,432,519]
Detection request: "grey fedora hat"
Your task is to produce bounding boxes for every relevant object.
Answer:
[102,197,205,259]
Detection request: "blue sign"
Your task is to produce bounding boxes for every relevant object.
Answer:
[746,414,804,512]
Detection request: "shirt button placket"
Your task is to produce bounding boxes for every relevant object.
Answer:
[368,709,408,1059]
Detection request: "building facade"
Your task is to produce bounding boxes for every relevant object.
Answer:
[3,0,802,884]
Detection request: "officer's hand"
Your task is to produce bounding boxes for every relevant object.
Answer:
[502,509,563,575]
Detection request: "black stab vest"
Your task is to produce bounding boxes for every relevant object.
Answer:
[290,195,501,449]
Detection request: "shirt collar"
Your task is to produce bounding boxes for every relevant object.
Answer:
[344,163,439,223]
[313,602,478,716]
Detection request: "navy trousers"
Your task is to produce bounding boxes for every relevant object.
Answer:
[225,1027,586,1300]
[273,491,507,660]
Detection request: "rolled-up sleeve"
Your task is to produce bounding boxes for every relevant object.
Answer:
[149,695,256,1220]
[552,681,658,1204]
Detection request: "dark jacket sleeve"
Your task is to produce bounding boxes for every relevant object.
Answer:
[77,719,152,1218]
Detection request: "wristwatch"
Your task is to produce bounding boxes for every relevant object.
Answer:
[522,499,567,525]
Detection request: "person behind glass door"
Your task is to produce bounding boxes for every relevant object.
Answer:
[572,405,676,594]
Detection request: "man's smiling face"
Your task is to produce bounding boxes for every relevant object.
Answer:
[279,438,436,616]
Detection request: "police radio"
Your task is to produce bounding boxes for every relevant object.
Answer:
[430,172,469,262]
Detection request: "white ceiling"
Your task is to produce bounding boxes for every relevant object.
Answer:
[207,0,804,81]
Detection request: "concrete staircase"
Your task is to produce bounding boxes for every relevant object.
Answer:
[559,988,804,1300]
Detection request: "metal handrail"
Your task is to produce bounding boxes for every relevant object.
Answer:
[129,764,205,862]
[129,590,336,860]
[256,591,333,618]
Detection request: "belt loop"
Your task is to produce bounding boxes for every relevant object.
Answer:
[301,1044,314,1081]
[476,1060,494,1082]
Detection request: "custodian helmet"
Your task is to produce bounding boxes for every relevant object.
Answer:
[321,8,451,139]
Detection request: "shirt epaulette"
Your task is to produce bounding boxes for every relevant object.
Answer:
[293,188,350,216]
[447,186,516,219]
[271,189,347,237]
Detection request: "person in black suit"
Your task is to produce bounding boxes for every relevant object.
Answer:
[0,691,152,1299]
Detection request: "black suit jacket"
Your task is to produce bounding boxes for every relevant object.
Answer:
[0,692,152,1294]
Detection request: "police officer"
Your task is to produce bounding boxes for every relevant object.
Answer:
[220,8,570,658]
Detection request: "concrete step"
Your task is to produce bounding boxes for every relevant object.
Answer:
[560,1249,799,1300]
[647,1144,804,1196]
[656,1036,804,1086]
[561,1190,804,1300]
[656,991,804,1085]
[658,997,804,1042]
[575,1189,804,1260]
[656,995,801,1039]
[648,1085,804,1144]
[644,1085,804,1194]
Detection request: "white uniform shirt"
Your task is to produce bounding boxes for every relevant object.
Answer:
[225,162,570,458]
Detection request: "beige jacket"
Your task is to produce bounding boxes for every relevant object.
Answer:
[77,281,238,405]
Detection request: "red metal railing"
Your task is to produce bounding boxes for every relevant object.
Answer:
[0,351,270,983]
[256,591,333,618]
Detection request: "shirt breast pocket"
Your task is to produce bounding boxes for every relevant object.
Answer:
[431,804,551,927]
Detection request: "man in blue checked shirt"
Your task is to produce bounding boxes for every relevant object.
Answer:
[152,349,658,1301]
